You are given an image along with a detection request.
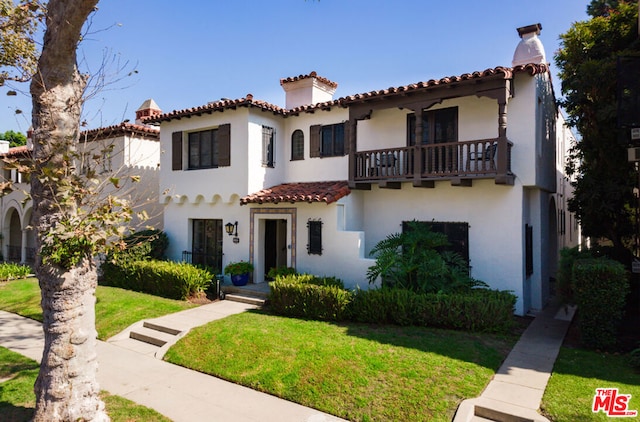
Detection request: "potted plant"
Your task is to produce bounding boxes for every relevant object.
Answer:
[224,260,254,286]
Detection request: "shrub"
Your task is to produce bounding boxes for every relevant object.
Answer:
[122,229,169,260]
[268,274,350,321]
[267,266,297,279]
[557,247,593,303]
[101,259,212,300]
[367,221,485,294]
[349,288,516,333]
[0,263,32,281]
[573,258,629,351]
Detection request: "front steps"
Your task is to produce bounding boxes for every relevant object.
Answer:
[109,288,267,358]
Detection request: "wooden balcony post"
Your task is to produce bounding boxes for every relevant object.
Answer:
[348,118,357,186]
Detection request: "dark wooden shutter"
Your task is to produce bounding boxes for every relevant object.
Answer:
[218,123,231,167]
[343,122,350,155]
[310,125,321,158]
[172,131,182,171]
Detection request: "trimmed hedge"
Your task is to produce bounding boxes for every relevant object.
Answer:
[573,258,629,350]
[101,259,212,300]
[269,274,350,321]
[350,288,516,332]
[268,274,516,332]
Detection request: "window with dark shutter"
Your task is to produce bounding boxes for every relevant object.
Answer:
[307,220,322,255]
[218,123,231,167]
[186,124,230,169]
[310,125,321,158]
[172,131,183,171]
[525,224,533,276]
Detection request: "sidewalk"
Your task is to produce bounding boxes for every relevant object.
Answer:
[453,298,576,422]
[0,306,346,422]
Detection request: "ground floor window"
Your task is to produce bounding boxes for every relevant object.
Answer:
[190,219,223,271]
[402,220,469,267]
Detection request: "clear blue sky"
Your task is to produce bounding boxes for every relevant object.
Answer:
[0,0,589,133]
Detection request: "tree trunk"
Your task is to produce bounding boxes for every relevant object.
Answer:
[29,0,107,420]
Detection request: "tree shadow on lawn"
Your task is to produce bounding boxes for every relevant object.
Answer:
[0,403,33,422]
[253,308,531,370]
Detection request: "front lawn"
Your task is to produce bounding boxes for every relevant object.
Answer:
[0,346,170,421]
[164,310,516,422]
[541,347,640,421]
[0,278,196,339]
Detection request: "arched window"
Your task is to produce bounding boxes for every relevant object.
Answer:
[291,129,304,161]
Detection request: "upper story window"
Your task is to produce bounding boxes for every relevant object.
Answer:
[309,122,349,158]
[189,128,219,169]
[172,124,231,171]
[291,130,304,161]
[407,107,458,145]
[262,126,275,168]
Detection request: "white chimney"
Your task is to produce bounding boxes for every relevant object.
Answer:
[512,23,546,67]
[0,140,9,154]
[280,71,338,109]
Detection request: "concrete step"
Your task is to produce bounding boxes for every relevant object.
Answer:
[143,321,181,336]
[224,293,266,306]
[129,325,181,347]
[474,405,537,422]
[222,284,270,299]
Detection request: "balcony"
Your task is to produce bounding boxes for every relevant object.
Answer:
[349,137,514,189]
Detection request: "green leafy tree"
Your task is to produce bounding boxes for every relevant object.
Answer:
[0,129,27,146]
[556,0,640,261]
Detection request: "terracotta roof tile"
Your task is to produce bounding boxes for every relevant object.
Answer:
[148,63,549,123]
[280,71,339,89]
[81,122,159,142]
[240,181,350,205]
[145,94,286,123]
[2,145,31,157]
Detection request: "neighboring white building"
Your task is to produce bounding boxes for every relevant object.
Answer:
[148,24,580,315]
[0,100,163,264]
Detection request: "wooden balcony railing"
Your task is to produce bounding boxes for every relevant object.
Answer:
[351,138,513,187]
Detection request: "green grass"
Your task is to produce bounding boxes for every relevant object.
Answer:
[0,278,196,340]
[541,347,640,421]
[164,310,516,422]
[0,346,171,422]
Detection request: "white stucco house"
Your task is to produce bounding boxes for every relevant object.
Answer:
[0,99,163,264]
[148,24,580,315]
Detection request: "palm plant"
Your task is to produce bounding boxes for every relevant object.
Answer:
[367,221,486,294]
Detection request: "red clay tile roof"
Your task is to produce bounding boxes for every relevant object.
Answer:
[280,71,338,89]
[2,145,30,157]
[146,63,549,124]
[81,122,159,143]
[240,181,350,205]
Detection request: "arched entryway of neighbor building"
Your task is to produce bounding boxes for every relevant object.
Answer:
[546,197,558,301]
[4,207,23,262]
[2,205,35,264]
[250,208,296,284]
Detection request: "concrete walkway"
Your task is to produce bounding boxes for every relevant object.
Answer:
[0,294,575,422]
[0,303,345,422]
[454,298,576,422]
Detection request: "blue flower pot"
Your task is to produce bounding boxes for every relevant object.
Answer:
[231,273,249,286]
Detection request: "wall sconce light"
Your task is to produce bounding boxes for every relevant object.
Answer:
[225,221,238,237]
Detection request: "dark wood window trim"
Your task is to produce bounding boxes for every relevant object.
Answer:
[291,129,304,161]
[172,131,182,171]
[185,124,231,170]
[307,219,322,255]
[310,123,349,158]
